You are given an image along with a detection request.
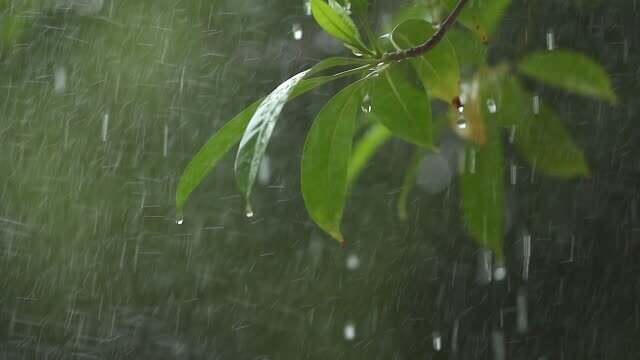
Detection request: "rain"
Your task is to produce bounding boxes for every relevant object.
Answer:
[1,0,639,359]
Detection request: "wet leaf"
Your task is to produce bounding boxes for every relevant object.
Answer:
[311,0,367,51]
[517,50,617,103]
[346,122,392,188]
[336,0,369,17]
[177,58,370,215]
[444,0,512,44]
[460,120,505,258]
[391,18,460,103]
[368,65,433,147]
[447,28,487,68]
[301,80,366,243]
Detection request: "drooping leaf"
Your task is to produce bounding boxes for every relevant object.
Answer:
[460,120,505,258]
[444,0,512,44]
[301,80,366,243]
[486,72,590,178]
[368,65,433,147]
[234,58,374,209]
[311,0,367,51]
[346,122,392,188]
[391,18,460,103]
[517,50,617,103]
[177,58,371,215]
[447,28,487,68]
[397,148,427,221]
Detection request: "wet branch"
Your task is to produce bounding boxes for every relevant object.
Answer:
[382,0,470,61]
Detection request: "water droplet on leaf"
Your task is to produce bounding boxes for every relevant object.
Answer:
[456,116,467,129]
[360,94,371,114]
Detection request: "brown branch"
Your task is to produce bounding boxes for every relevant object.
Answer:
[382,0,470,61]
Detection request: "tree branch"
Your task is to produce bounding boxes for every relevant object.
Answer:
[382,0,470,61]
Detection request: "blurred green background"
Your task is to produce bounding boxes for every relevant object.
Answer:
[1,0,638,358]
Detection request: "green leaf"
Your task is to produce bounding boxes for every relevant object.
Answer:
[311,0,367,51]
[487,73,590,178]
[517,50,617,103]
[460,121,505,258]
[444,0,512,43]
[368,65,433,147]
[391,18,460,103]
[397,148,427,221]
[301,80,366,243]
[346,123,392,188]
[177,58,371,216]
[447,28,487,68]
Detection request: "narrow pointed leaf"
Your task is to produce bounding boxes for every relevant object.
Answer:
[177,58,370,214]
[346,123,392,188]
[460,122,505,258]
[517,50,617,103]
[302,80,365,243]
[336,0,369,17]
[391,18,460,103]
[311,0,366,50]
[368,65,433,147]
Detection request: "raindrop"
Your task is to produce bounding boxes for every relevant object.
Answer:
[343,323,356,341]
[509,125,516,143]
[546,30,555,51]
[532,95,540,115]
[360,93,371,114]
[176,218,184,225]
[456,116,467,129]
[451,320,459,352]
[486,98,497,113]
[163,124,169,157]
[492,330,505,360]
[304,0,311,16]
[510,164,517,185]
[101,112,109,142]
[517,288,528,333]
[432,331,442,351]
[457,105,464,113]
[469,148,476,174]
[346,254,360,270]
[54,66,67,94]
[493,266,507,281]
[477,249,492,285]
[245,204,254,218]
[522,232,531,280]
[352,50,363,57]
[292,23,303,40]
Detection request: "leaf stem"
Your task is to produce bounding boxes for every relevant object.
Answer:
[382,0,469,61]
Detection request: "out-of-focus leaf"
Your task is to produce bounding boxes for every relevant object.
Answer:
[368,65,433,147]
[391,18,460,103]
[444,0,512,44]
[346,123,392,188]
[177,58,370,216]
[311,0,367,52]
[517,50,617,103]
[397,148,427,221]
[302,80,366,243]
[485,72,590,178]
[460,120,504,258]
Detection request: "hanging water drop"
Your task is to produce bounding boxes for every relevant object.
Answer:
[486,98,497,113]
[457,105,464,113]
[292,23,303,40]
[532,95,540,115]
[360,94,371,114]
[432,331,442,351]
[343,323,356,341]
[546,30,555,51]
[176,218,184,225]
[456,116,467,129]
[245,204,254,218]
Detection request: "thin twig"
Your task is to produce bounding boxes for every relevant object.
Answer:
[382,0,470,61]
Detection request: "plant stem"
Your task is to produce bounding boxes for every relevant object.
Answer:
[382,0,469,61]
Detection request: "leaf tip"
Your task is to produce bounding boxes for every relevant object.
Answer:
[329,230,346,244]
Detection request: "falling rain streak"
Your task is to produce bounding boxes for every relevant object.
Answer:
[101,113,109,142]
